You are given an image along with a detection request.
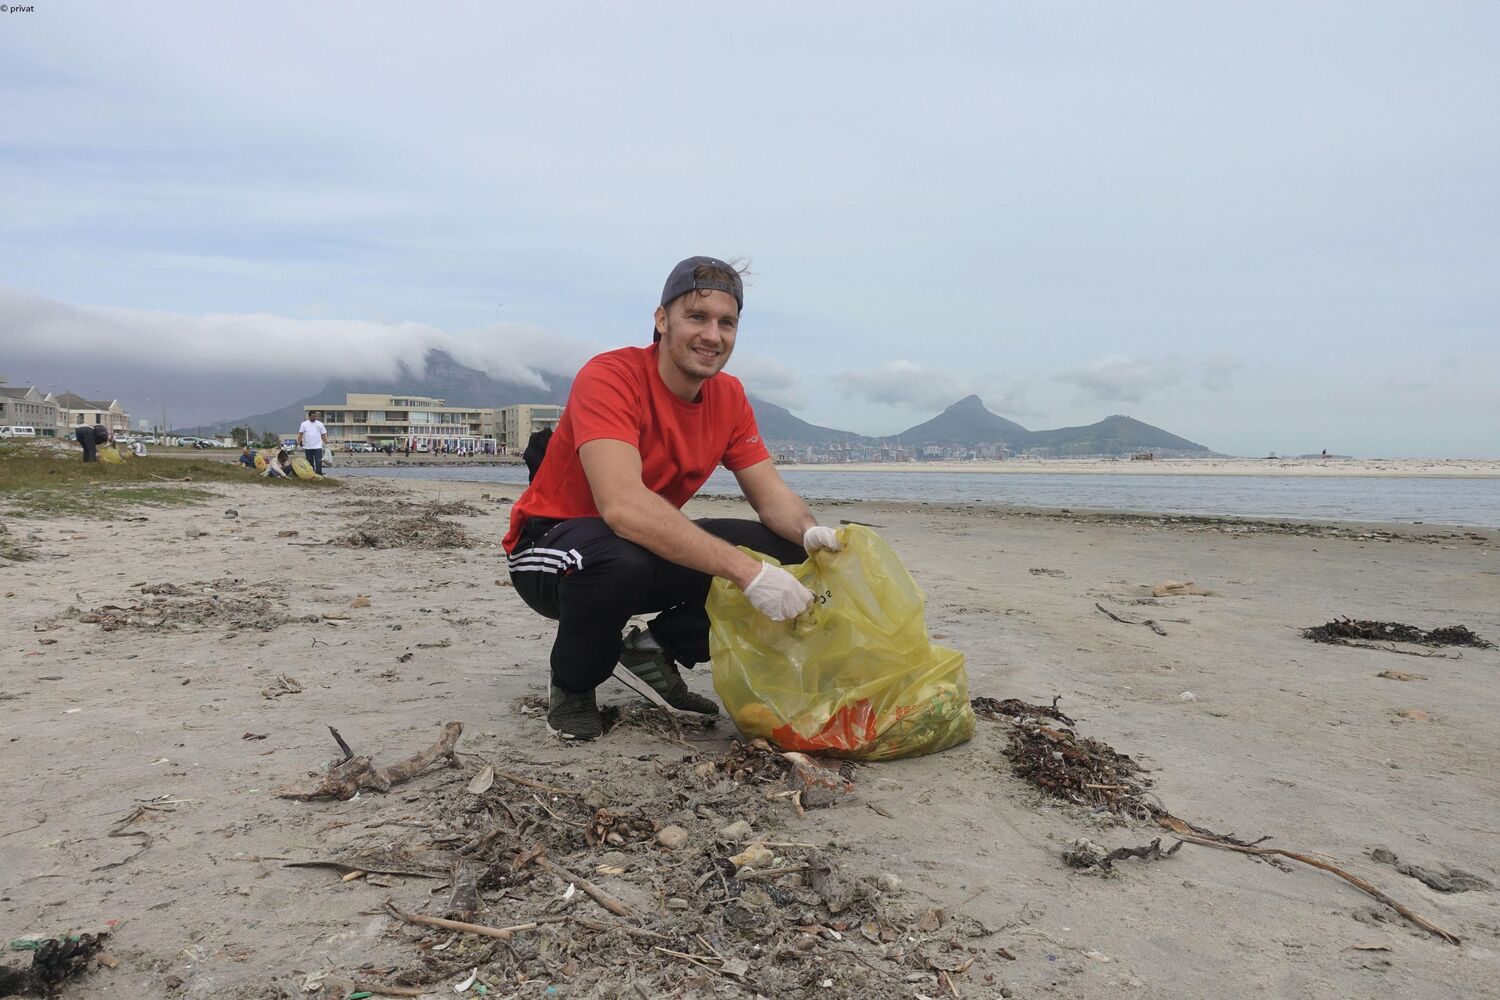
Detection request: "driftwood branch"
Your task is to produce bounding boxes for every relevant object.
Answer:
[538,857,636,917]
[276,722,463,800]
[1161,821,1460,945]
[328,725,354,762]
[384,899,542,941]
[323,975,424,998]
[1095,602,1167,636]
[473,765,583,797]
[513,841,635,917]
[382,900,664,946]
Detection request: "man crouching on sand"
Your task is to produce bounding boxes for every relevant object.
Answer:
[502,256,842,740]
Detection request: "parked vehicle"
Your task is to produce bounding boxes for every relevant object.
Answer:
[0,426,38,438]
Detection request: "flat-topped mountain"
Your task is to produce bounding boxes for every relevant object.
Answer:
[188,350,569,435]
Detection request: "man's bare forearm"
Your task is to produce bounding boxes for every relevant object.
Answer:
[747,488,816,548]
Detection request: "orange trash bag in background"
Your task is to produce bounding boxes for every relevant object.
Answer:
[707,524,974,761]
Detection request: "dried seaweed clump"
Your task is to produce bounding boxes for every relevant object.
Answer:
[974,697,1157,820]
[338,512,474,550]
[1303,618,1493,649]
[68,579,313,633]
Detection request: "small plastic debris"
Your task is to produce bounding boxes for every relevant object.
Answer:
[454,967,478,993]
[1178,691,1197,702]
[466,765,495,794]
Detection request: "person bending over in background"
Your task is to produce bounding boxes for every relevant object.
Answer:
[74,424,98,462]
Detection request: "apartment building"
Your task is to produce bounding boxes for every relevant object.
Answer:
[52,393,132,436]
[499,403,563,454]
[304,393,498,452]
[0,386,60,435]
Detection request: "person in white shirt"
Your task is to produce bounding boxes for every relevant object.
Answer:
[297,411,329,475]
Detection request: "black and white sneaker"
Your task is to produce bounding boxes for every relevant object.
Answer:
[615,626,719,716]
[547,685,603,741]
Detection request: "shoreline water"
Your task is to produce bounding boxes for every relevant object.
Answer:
[311,453,1500,478]
[333,465,1500,530]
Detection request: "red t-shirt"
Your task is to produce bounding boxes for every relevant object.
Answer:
[502,345,770,552]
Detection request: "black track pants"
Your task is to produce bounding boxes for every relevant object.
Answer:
[508,517,806,694]
[75,426,97,462]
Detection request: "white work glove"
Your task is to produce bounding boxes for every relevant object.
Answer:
[802,525,842,553]
[743,563,815,621]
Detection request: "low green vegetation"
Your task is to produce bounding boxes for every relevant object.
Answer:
[0,440,337,520]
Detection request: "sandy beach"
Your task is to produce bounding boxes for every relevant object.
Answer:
[3,475,1498,999]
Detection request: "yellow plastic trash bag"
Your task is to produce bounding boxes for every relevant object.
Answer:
[97,445,124,464]
[289,455,320,479]
[707,524,974,761]
[254,449,274,471]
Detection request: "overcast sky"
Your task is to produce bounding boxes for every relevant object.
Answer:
[2,2,1496,456]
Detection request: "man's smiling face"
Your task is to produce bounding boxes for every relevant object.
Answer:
[654,289,739,397]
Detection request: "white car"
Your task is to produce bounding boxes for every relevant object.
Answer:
[0,426,38,438]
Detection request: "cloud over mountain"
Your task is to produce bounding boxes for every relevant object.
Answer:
[1056,355,1185,404]
[834,360,1029,416]
[0,284,591,390]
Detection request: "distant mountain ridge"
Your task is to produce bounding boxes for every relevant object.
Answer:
[895,394,1031,446]
[192,349,1213,456]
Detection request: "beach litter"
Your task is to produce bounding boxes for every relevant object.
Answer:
[298,733,1006,1000]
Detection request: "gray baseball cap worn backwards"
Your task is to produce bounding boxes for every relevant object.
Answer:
[660,256,743,312]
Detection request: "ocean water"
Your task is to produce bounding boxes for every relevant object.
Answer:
[336,465,1500,529]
